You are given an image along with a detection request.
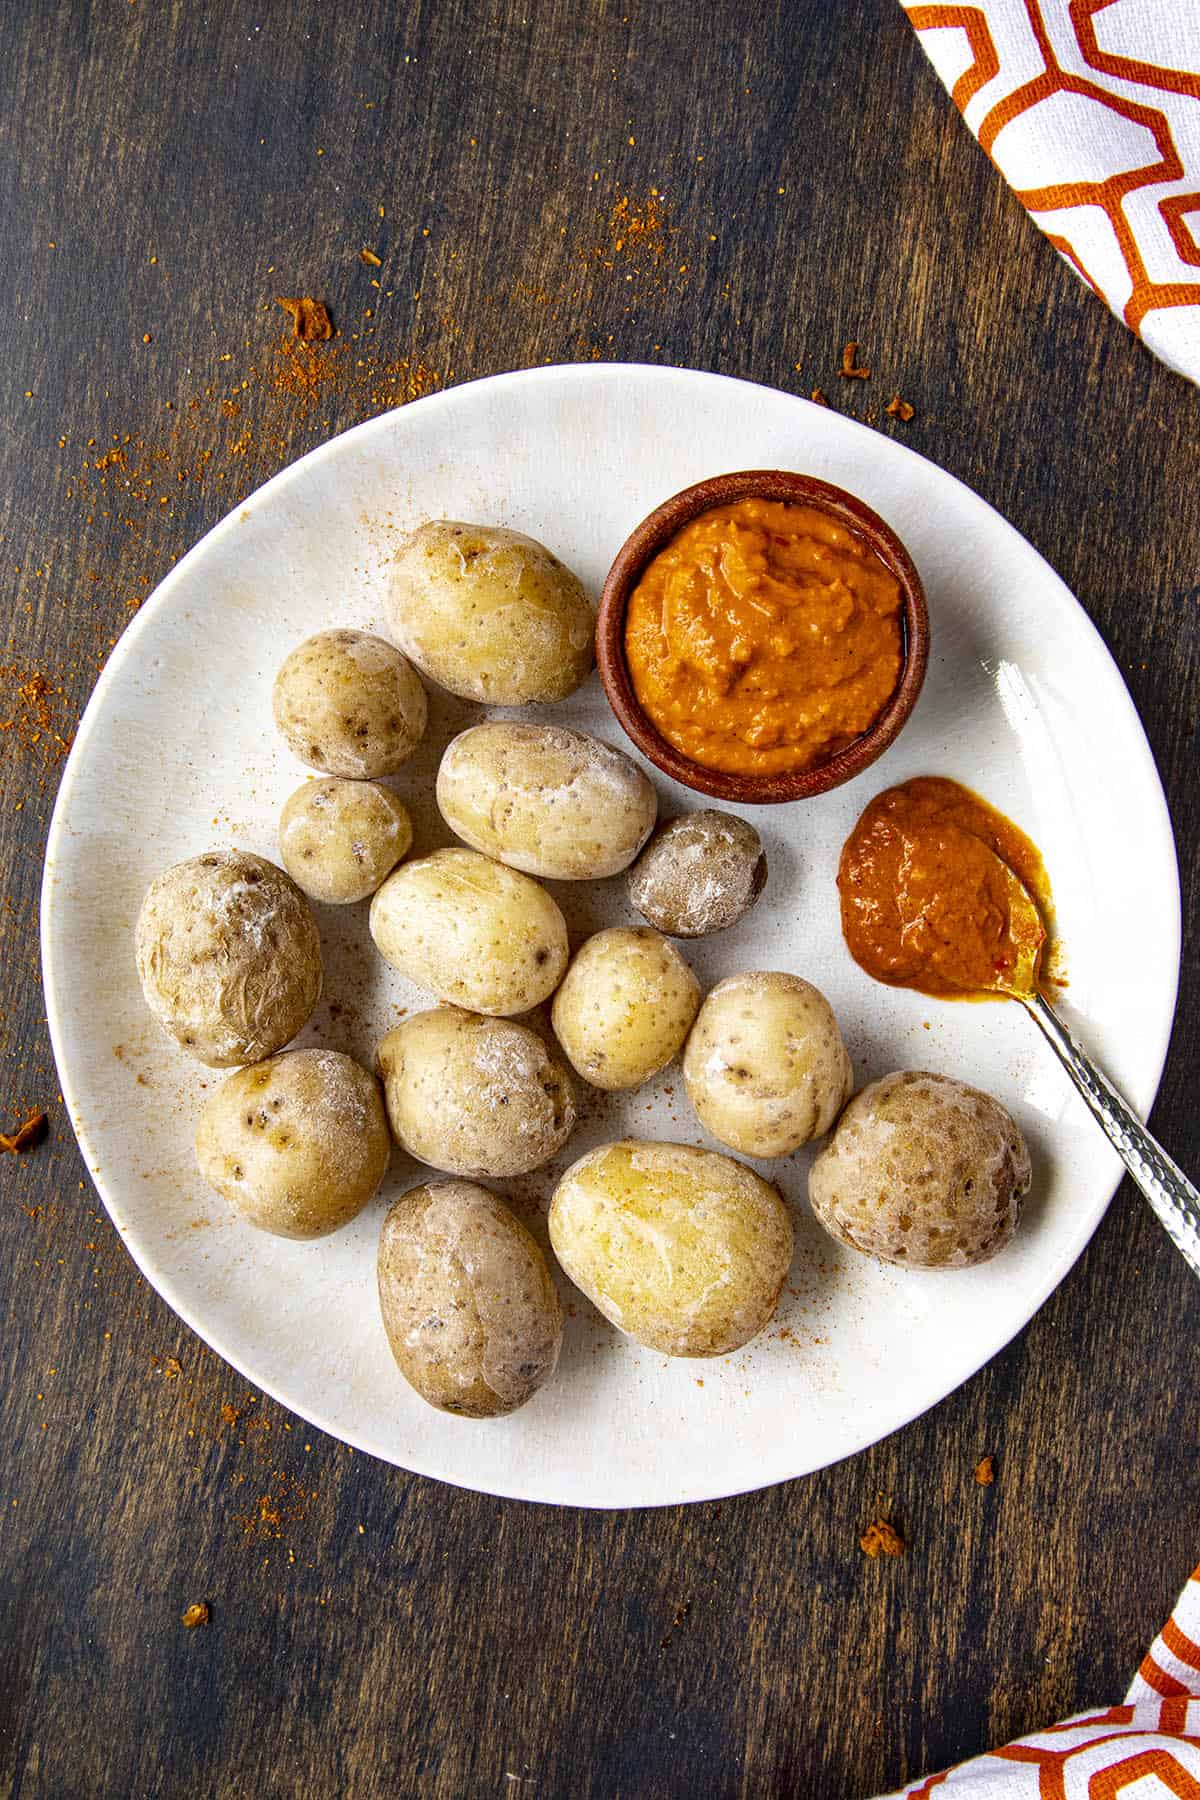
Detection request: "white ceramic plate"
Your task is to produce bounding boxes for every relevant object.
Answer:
[42,364,1180,1508]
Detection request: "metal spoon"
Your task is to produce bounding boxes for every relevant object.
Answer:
[989,857,1200,1276]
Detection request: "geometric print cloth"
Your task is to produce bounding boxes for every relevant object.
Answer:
[905,1,1200,382]
[875,1564,1200,1796]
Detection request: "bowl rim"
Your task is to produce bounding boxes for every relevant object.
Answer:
[595,468,930,803]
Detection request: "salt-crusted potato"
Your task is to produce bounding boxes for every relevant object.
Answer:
[386,521,594,704]
[377,1007,576,1178]
[436,722,657,881]
[279,778,412,905]
[683,971,852,1158]
[370,848,568,1016]
[809,1071,1032,1269]
[551,928,700,1091]
[377,1180,562,1417]
[272,629,427,778]
[549,1140,793,1357]
[195,1049,390,1239]
[629,811,767,938]
[135,849,322,1067]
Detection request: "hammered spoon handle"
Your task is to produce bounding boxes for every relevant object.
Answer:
[1023,989,1200,1279]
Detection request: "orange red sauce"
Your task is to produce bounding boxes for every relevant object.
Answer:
[624,497,904,777]
[838,776,1051,1000]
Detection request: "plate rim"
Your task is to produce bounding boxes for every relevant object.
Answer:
[40,360,1183,1508]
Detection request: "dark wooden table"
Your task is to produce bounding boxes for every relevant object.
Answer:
[2,3,1197,1795]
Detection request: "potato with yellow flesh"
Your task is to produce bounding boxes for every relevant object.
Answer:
[683,971,852,1158]
[387,521,594,704]
[378,1180,562,1417]
[551,928,700,1091]
[195,1049,390,1239]
[370,848,568,1016]
[436,721,657,880]
[549,1140,793,1356]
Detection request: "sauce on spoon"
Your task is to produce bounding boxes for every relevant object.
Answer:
[838,776,1051,1000]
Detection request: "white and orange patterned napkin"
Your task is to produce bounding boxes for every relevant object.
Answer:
[876,1562,1200,1795]
[906,1,1200,381]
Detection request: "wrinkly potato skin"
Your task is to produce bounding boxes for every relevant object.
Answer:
[370,848,568,1016]
[436,722,657,881]
[195,1049,390,1239]
[808,1070,1032,1269]
[279,778,413,904]
[377,1007,576,1178]
[628,811,767,938]
[387,521,594,704]
[378,1180,563,1417]
[549,1140,793,1357]
[135,849,322,1067]
[272,629,427,778]
[551,928,700,1091]
[683,971,852,1158]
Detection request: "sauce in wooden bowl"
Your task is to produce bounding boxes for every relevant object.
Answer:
[624,496,905,779]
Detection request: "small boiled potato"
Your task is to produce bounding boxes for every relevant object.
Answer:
[436,722,657,881]
[387,521,594,704]
[808,1070,1032,1269]
[549,1140,793,1357]
[272,629,427,778]
[683,971,852,1158]
[279,778,413,905]
[370,848,568,1016]
[629,811,767,937]
[551,928,699,1091]
[377,1180,563,1417]
[135,849,322,1067]
[195,1049,390,1239]
[377,1006,576,1178]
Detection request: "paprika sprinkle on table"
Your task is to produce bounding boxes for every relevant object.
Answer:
[623,496,905,778]
[860,1516,905,1557]
[0,1110,48,1155]
[276,296,334,341]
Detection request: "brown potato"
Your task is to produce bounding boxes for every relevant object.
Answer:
[272,629,427,778]
[377,1006,576,1178]
[195,1049,390,1239]
[628,811,767,937]
[549,1139,793,1356]
[134,849,322,1067]
[808,1070,1032,1268]
[378,1180,563,1417]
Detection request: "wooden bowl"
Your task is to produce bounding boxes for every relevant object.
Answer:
[596,469,929,804]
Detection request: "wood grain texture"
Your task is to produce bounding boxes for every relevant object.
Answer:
[0,1,1197,1796]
